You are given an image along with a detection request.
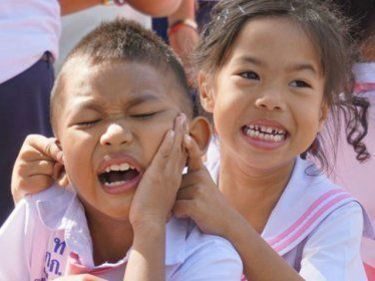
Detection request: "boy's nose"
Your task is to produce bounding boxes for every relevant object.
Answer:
[254,90,285,111]
[100,123,133,146]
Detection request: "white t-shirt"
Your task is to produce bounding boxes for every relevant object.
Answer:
[0,185,242,280]
[207,154,374,280]
[0,0,60,83]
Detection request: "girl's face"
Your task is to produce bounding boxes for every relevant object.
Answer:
[201,17,327,173]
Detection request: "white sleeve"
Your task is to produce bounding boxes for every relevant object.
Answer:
[172,237,243,281]
[299,201,367,281]
[0,199,33,280]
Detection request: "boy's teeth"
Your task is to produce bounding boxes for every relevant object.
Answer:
[104,180,126,187]
[105,163,134,173]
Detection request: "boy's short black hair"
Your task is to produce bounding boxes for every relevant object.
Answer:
[51,19,194,130]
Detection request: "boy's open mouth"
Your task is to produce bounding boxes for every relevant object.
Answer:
[98,163,140,187]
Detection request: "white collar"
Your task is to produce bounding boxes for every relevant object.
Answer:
[33,185,187,269]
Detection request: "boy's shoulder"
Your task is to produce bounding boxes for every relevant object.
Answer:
[165,217,242,279]
[24,185,77,229]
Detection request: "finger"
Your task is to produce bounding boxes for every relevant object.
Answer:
[181,169,207,188]
[26,135,63,163]
[18,159,55,178]
[173,200,194,219]
[184,134,204,171]
[53,162,65,180]
[170,114,188,170]
[176,184,198,200]
[42,137,64,163]
[172,113,187,151]
[17,175,55,195]
[148,129,175,169]
[56,170,70,187]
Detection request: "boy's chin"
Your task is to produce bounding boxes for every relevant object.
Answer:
[80,198,132,223]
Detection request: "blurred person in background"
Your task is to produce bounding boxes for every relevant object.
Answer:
[328,0,375,278]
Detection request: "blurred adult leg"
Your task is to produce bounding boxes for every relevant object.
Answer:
[0,53,54,225]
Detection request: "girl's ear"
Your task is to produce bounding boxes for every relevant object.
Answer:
[198,72,215,113]
[188,116,212,155]
[318,102,329,131]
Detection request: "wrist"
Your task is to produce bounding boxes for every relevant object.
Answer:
[168,19,198,37]
[223,210,252,242]
[131,216,166,234]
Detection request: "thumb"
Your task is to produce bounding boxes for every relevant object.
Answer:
[184,135,204,172]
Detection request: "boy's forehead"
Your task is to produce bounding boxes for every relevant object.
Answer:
[58,58,189,112]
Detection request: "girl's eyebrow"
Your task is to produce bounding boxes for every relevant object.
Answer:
[233,55,319,76]
[233,55,264,66]
[287,63,319,76]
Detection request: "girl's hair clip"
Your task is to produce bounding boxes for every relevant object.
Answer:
[238,5,245,15]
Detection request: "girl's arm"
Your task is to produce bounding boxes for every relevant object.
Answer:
[11,135,65,204]
[174,137,303,281]
[167,0,199,74]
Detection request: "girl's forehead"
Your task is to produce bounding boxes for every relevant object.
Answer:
[223,16,323,73]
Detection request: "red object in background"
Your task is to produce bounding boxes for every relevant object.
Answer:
[365,263,375,281]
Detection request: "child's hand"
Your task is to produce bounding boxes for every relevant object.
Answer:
[129,114,188,229]
[173,135,241,237]
[55,274,107,281]
[11,134,65,203]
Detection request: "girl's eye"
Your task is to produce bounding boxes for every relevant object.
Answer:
[131,112,157,119]
[239,71,260,80]
[76,120,100,127]
[290,80,311,88]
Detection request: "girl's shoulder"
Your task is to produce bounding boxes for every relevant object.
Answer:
[262,158,374,256]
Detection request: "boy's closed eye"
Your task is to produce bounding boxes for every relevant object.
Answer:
[130,111,160,120]
[76,119,101,128]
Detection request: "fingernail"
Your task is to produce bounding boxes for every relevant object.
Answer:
[184,134,192,144]
[57,151,64,163]
[179,115,185,125]
[169,130,175,138]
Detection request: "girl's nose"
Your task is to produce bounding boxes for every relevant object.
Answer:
[100,123,133,146]
[254,90,285,111]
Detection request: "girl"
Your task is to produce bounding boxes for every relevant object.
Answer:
[173,0,374,280]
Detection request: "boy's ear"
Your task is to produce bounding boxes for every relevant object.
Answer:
[55,139,62,150]
[188,116,212,155]
[318,102,329,131]
[198,72,215,113]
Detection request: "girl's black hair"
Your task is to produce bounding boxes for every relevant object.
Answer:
[193,0,370,172]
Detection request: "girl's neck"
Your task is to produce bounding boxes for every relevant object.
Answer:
[218,151,295,232]
[84,206,134,265]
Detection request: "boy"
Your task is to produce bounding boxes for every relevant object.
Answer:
[0,19,242,280]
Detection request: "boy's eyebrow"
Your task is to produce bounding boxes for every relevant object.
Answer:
[70,94,162,113]
[126,94,161,107]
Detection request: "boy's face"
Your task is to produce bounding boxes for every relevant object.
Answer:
[55,60,186,220]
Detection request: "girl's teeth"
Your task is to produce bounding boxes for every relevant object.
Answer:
[244,126,286,142]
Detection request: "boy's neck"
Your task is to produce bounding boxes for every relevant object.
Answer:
[84,206,134,266]
[218,151,294,232]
